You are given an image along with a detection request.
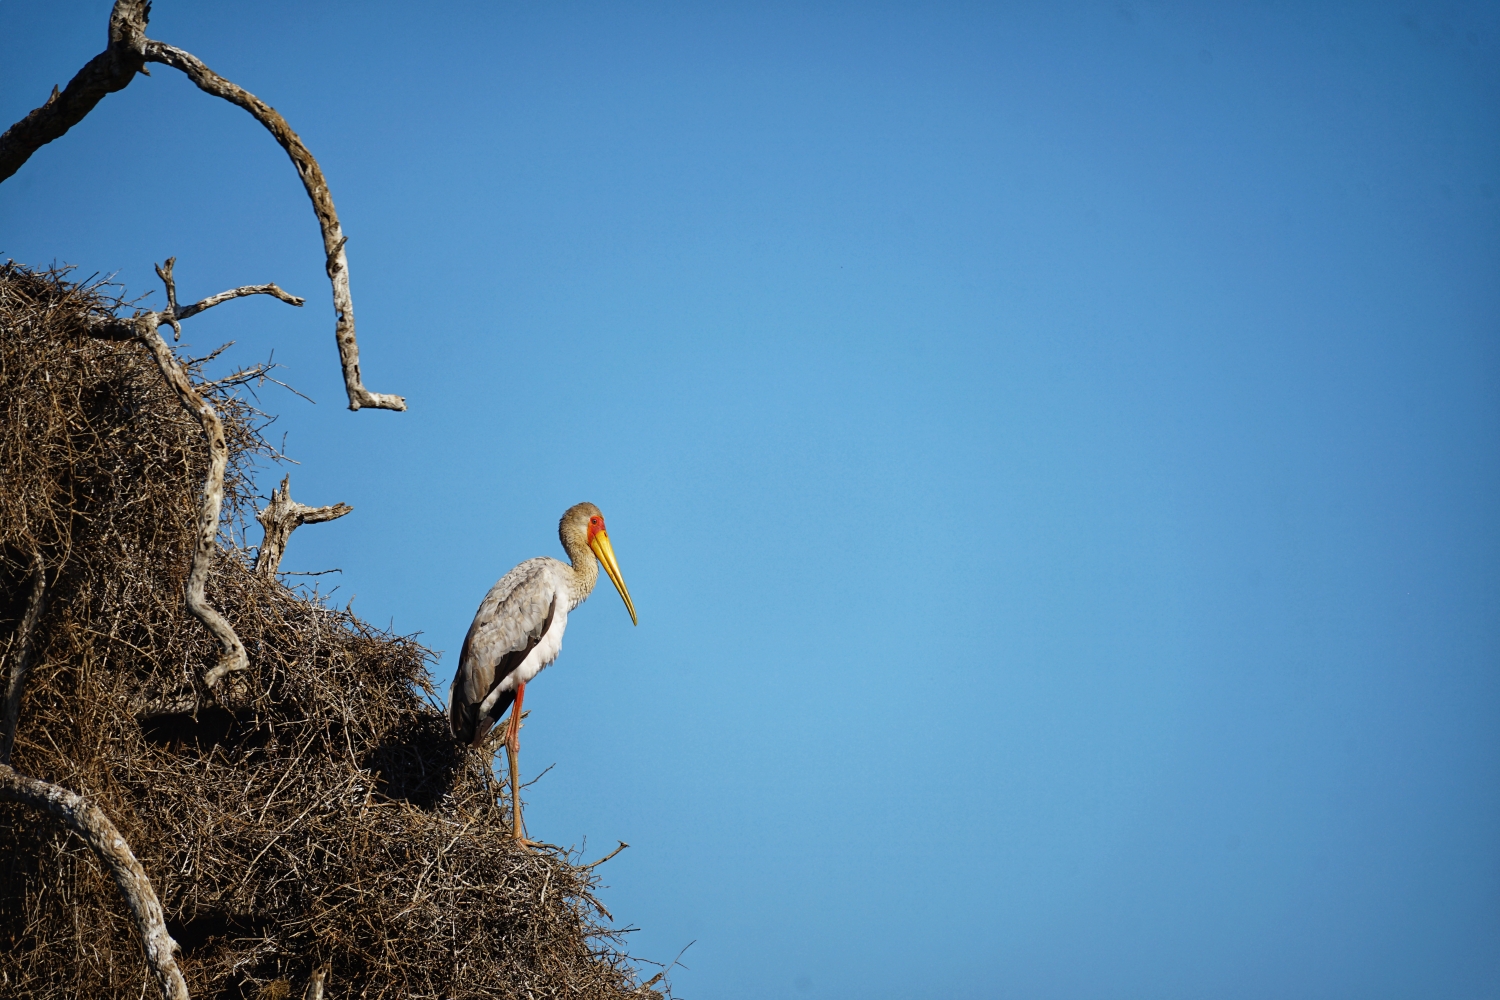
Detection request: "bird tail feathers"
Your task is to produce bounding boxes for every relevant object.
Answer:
[453,689,515,748]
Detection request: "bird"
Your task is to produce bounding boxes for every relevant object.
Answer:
[449,502,637,844]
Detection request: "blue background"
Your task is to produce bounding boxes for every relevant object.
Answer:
[4,3,1498,997]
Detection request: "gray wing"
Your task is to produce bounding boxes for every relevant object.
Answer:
[449,558,559,747]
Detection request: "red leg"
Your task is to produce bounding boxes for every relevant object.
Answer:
[506,682,526,753]
[506,682,528,845]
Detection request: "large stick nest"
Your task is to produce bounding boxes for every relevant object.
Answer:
[0,263,659,999]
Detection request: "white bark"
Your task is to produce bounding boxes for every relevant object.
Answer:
[89,258,307,691]
[142,40,405,412]
[0,553,46,765]
[254,476,352,578]
[303,965,330,1000]
[0,765,189,1000]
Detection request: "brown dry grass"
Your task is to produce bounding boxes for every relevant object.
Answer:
[0,262,659,999]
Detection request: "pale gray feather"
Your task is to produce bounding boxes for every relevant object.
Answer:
[449,557,566,747]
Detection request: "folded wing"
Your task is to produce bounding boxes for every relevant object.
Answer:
[449,559,561,747]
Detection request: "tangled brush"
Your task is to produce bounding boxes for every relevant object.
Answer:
[0,262,660,999]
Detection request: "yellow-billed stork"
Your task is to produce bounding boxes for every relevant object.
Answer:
[449,502,637,844]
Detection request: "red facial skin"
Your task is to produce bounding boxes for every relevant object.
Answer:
[587,514,606,542]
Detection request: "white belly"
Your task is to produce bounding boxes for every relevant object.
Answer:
[507,633,561,688]
[500,601,568,692]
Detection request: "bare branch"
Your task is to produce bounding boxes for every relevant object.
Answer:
[186,340,235,367]
[81,262,308,690]
[0,2,405,411]
[155,255,303,330]
[177,283,304,321]
[0,764,189,1000]
[154,257,183,339]
[132,314,247,689]
[254,476,353,578]
[142,40,406,412]
[200,357,316,403]
[0,553,47,766]
[202,361,271,389]
[582,840,630,870]
[304,965,330,1000]
[0,1,150,182]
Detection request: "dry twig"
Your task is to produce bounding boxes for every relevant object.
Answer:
[583,841,631,870]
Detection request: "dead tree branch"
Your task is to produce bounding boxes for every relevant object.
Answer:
[0,764,189,1000]
[254,476,353,578]
[0,1,150,183]
[303,965,330,1000]
[141,40,404,412]
[138,312,244,690]
[86,256,306,690]
[0,553,47,765]
[582,840,630,869]
[0,0,405,412]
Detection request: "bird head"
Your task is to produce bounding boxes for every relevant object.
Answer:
[561,502,637,625]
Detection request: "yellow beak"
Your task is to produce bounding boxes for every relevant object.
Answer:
[588,530,638,625]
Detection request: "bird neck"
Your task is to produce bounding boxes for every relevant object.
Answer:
[562,534,599,605]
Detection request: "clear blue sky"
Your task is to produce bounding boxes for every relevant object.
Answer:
[4,3,1498,997]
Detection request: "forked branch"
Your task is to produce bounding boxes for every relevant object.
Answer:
[0,764,189,1000]
[254,476,353,578]
[156,259,302,340]
[89,257,306,690]
[0,0,404,411]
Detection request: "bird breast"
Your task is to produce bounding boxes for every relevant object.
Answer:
[466,559,576,711]
[500,599,568,692]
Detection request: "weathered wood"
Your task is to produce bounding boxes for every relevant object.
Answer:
[304,965,330,1000]
[85,257,307,690]
[0,764,189,1000]
[0,553,47,765]
[254,476,352,578]
[142,40,405,412]
[0,0,405,412]
[0,1,150,183]
[138,317,244,689]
